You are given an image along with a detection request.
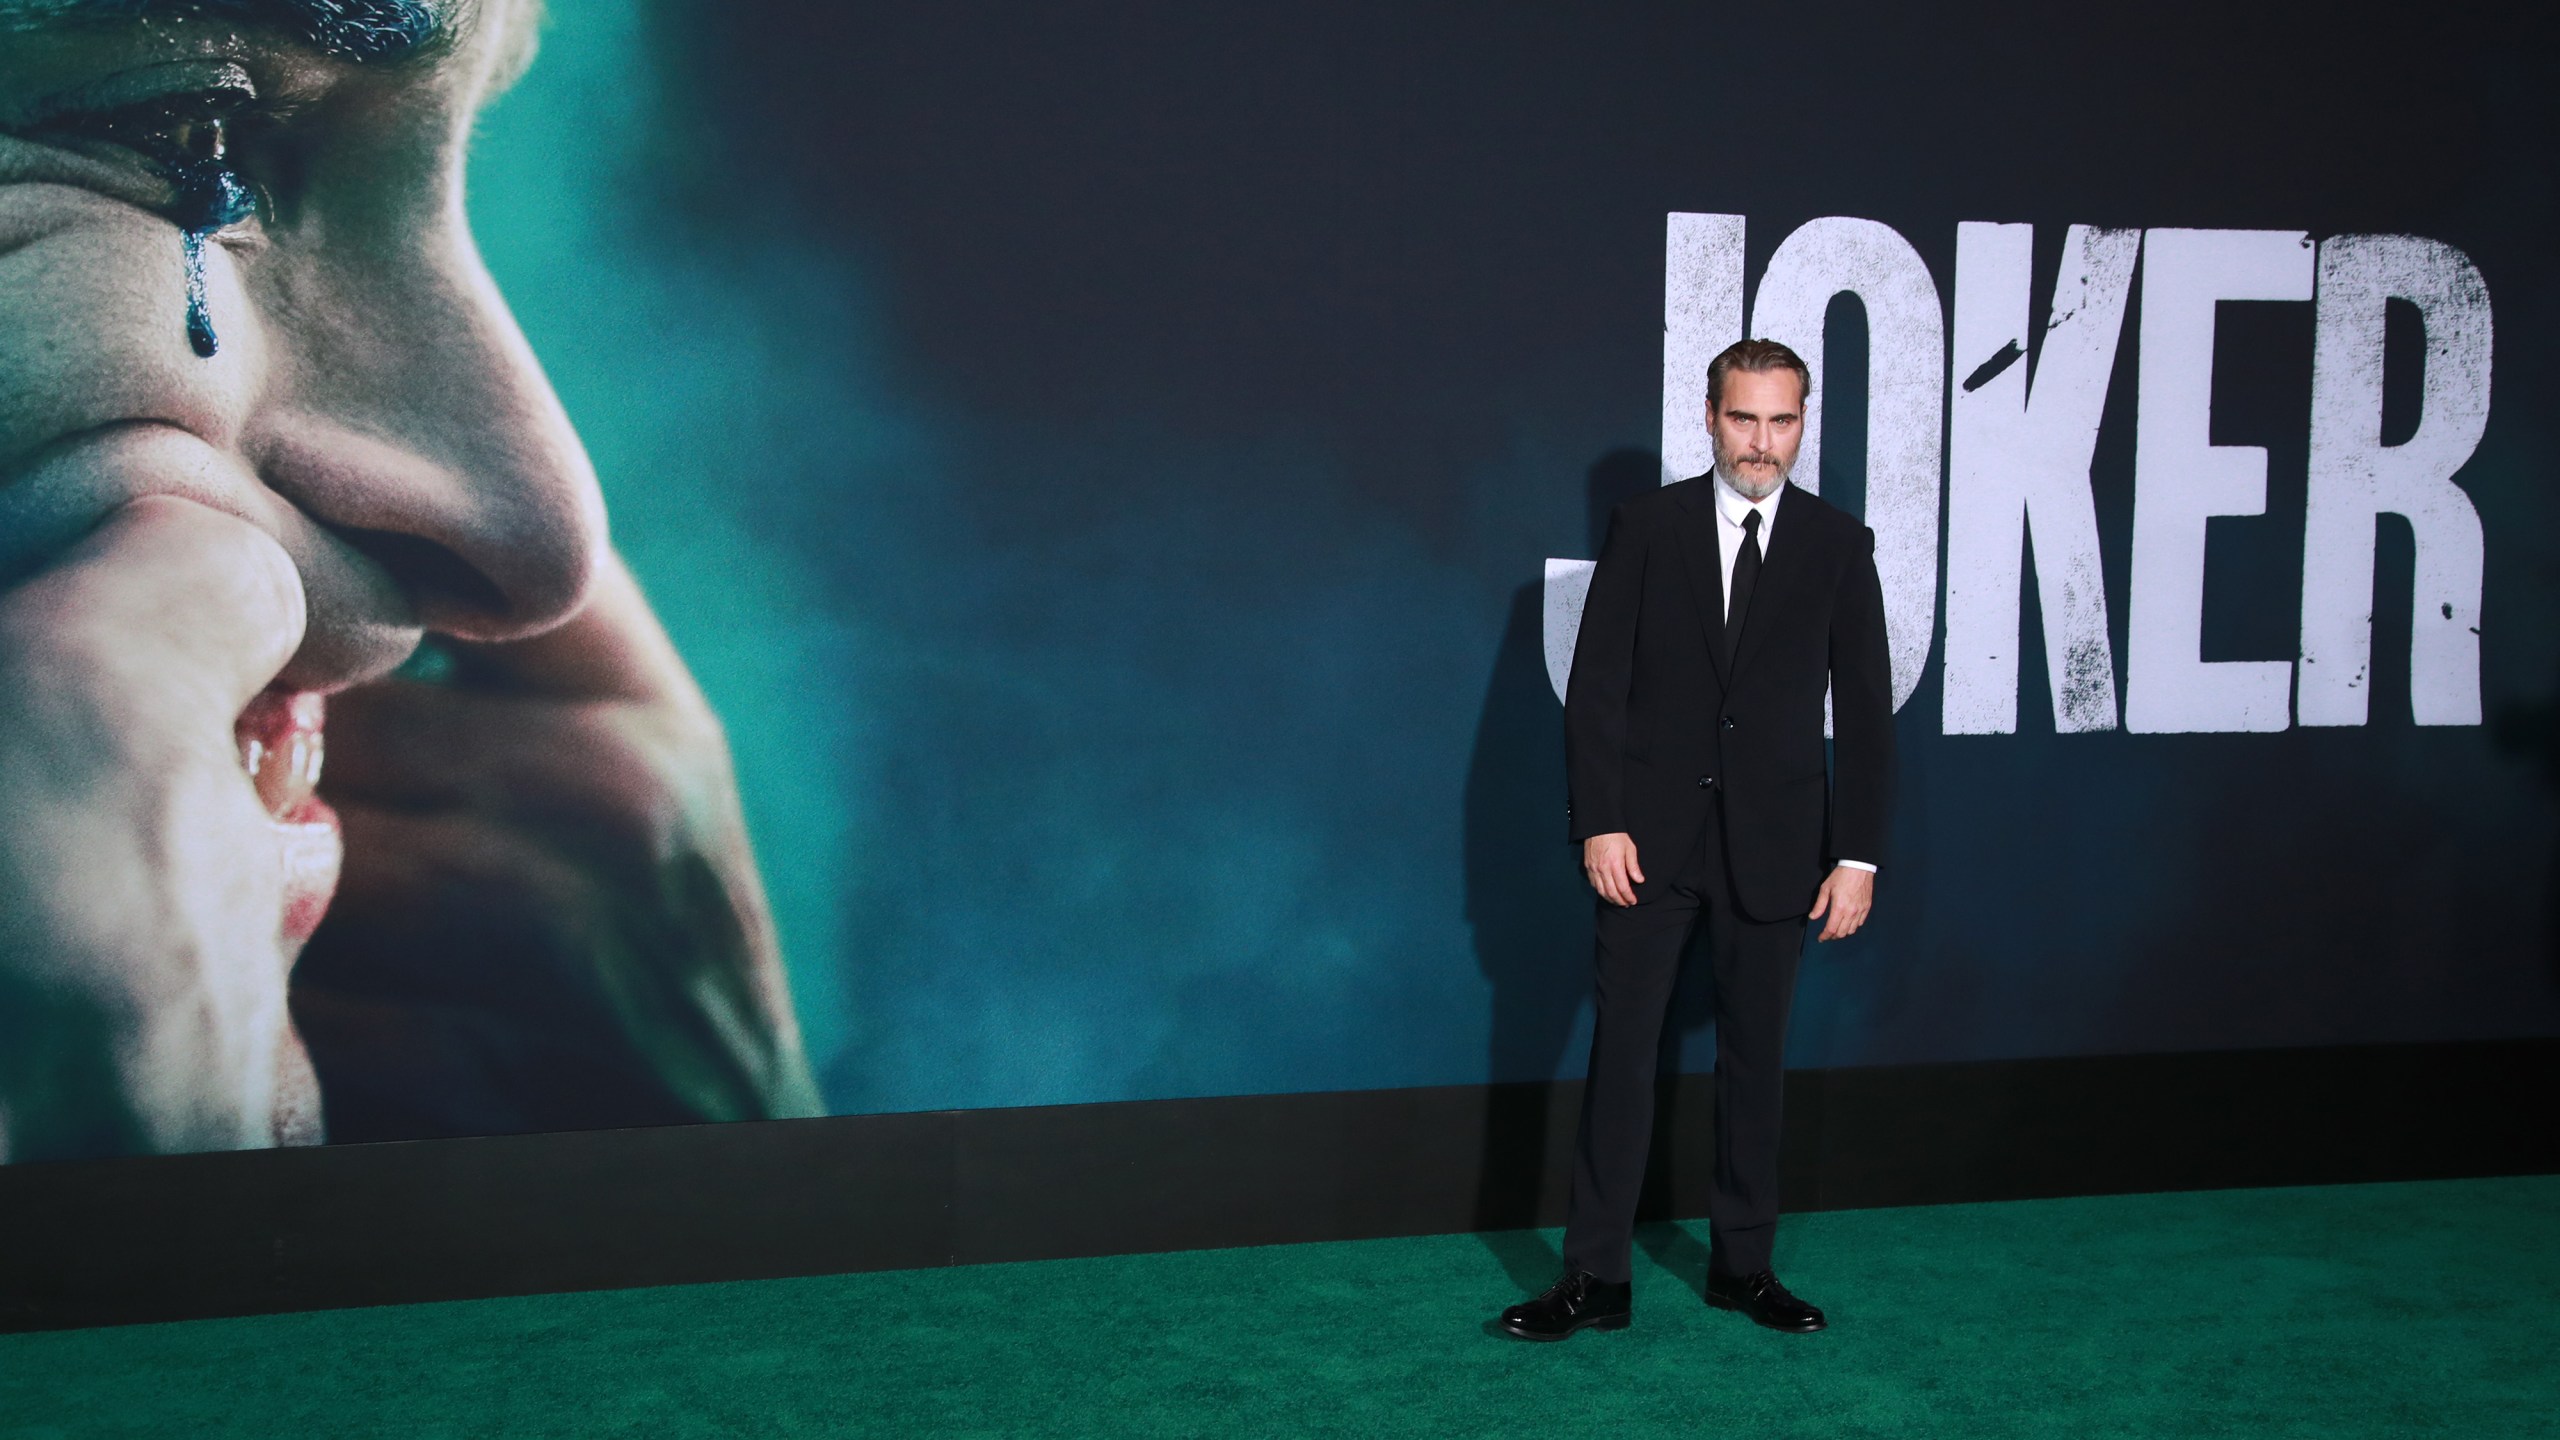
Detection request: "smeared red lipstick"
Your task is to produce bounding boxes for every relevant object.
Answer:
[234,688,341,943]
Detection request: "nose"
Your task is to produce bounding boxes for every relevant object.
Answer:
[243,220,604,648]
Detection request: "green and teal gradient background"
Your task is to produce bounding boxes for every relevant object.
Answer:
[460,0,2560,1118]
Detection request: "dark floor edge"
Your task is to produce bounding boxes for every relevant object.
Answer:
[4,1038,2556,1332]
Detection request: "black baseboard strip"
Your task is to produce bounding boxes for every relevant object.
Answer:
[3,1038,2554,1332]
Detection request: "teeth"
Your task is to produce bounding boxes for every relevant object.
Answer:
[235,691,327,820]
[253,726,323,817]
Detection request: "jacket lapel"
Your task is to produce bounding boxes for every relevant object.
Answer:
[1728,483,1812,683]
[1668,477,1730,689]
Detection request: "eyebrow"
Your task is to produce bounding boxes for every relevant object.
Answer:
[1,0,456,62]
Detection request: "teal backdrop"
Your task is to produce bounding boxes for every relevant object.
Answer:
[463,0,2560,1117]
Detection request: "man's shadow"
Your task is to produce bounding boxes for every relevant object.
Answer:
[2492,668,2560,994]
[1467,449,1716,1290]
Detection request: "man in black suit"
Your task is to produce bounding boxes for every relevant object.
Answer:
[1499,339,1893,1339]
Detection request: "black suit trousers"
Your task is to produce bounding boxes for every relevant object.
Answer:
[1561,811,1804,1283]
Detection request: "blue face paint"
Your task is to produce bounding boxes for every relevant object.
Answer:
[43,0,444,61]
[193,0,440,61]
[168,157,256,357]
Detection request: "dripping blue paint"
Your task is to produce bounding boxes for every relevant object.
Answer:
[168,157,255,357]
[51,0,443,355]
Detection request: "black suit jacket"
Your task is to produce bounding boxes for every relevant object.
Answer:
[1564,476,1894,922]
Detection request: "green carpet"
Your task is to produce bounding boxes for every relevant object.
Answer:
[3,1177,2554,1438]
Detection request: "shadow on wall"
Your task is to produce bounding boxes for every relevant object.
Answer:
[2492,675,2560,993]
[1463,449,1657,1282]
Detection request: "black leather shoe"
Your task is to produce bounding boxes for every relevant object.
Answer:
[1704,1270,1826,1332]
[1498,1270,1632,1341]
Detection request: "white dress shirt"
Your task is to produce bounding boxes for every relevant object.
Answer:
[1711,473,1877,876]
[1711,472,1783,619]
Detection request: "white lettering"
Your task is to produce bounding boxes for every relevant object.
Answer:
[1547,211,1743,698]
[2297,235,2491,727]
[1556,214,2495,740]
[1544,558,1595,703]
[1943,223,2138,735]
[1660,212,1747,483]
[2124,229,2312,734]
[1750,216,1944,714]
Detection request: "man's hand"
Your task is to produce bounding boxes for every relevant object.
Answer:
[1807,865,1874,942]
[0,497,318,1162]
[1582,832,1645,908]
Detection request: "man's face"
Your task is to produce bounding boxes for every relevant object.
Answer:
[0,0,602,694]
[1707,367,1806,501]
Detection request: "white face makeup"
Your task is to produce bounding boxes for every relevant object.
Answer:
[1,0,591,962]
[0,3,800,1166]
[0,0,601,702]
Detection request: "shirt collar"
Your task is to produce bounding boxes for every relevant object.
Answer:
[1712,471,1783,532]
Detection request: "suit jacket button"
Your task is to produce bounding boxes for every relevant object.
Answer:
[1697,775,1714,789]
[1722,716,1737,729]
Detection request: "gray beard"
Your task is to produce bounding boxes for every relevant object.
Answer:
[1712,454,1790,501]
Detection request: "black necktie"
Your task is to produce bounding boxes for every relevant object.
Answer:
[1723,507,1762,671]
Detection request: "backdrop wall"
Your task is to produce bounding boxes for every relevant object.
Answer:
[6,0,2554,1153]
[471,0,2560,1118]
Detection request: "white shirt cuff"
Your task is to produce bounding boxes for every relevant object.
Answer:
[1836,859,1877,874]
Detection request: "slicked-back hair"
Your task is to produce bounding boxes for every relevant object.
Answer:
[1706,338,1811,412]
